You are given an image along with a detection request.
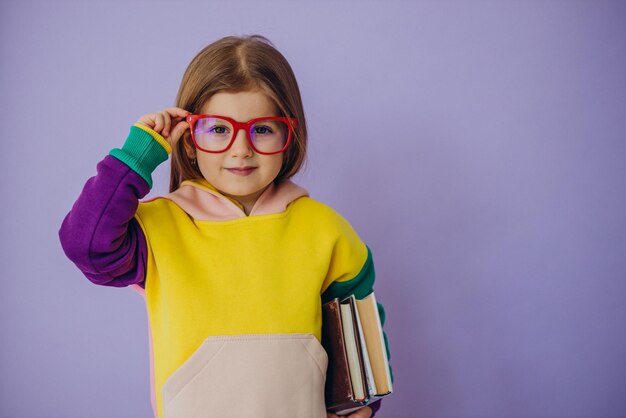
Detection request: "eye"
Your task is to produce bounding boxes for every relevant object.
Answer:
[209,125,230,134]
[253,125,273,135]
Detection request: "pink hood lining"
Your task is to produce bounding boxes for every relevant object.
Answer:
[163,179,309,221]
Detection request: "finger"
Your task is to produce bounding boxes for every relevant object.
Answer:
[164,107,190,118]
[168,120,189,146]
[136,113,157,129]
[161,111,172,137]
[154,113,164,134]
[353,406,372,418]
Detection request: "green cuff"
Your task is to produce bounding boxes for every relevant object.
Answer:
[109,125,169,188]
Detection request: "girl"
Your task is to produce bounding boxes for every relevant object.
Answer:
[60,35,391,418]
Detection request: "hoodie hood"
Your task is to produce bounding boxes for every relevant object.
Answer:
[164,178,309,221]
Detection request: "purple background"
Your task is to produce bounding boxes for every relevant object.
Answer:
[1,1,625,417]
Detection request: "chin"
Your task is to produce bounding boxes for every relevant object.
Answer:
[222,185,264,198]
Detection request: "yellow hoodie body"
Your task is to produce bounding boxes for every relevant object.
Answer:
[133,179,374,418]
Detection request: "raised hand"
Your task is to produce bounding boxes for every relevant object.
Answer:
[136,107,190,148]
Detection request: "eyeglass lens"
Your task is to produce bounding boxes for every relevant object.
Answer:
[194,117,288,153]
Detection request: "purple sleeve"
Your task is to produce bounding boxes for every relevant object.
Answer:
[369,399,382,417]
[59,155,150,287]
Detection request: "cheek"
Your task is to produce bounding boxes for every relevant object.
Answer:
[266,155,284,176]
[197,154,223,175]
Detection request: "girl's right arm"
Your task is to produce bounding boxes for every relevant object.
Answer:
[59,108,189,287]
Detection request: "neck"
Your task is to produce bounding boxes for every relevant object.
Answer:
[224,187,269,216]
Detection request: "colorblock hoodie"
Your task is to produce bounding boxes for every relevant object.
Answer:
[59,125,391,418]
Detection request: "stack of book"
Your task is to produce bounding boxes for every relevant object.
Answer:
[322,292,393,415]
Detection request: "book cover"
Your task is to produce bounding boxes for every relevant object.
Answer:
[340,297,368,401]
[354,293,393,396]
[322,298,368,415]
[346,295,378,397]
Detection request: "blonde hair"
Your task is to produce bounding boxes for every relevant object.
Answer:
[171,35,307,192]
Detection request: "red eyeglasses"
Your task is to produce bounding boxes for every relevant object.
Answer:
[186,114,297,154]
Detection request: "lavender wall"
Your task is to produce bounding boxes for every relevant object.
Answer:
[1,1,625,417]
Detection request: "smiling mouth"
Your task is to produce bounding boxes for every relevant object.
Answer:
[225,167,257,176]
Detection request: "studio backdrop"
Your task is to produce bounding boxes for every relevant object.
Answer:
[1,1,625,417]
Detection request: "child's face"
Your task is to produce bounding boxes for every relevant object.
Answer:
[194,89,284,208]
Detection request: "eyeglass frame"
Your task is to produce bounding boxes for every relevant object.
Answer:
[185,114,298,155]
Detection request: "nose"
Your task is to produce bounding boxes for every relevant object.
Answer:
[229,128,254,158]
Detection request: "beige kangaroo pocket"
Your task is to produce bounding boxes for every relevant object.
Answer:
[162,333,328,418]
